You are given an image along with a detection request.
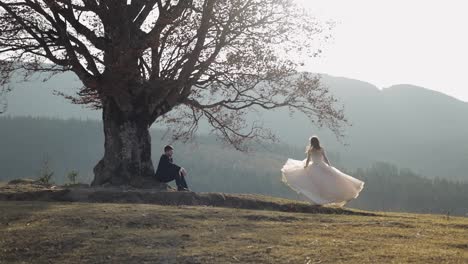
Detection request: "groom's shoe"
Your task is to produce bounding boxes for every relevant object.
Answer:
[177,187,191,192]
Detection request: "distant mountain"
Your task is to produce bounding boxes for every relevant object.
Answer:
[1,116,468,215]
[251,74,468,180]
[3,72,468,180]
[2,71,99,119]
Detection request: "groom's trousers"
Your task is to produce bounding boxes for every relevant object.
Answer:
[158,173,188,189]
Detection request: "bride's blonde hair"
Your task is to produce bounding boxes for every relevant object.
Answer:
[305,136,321,153]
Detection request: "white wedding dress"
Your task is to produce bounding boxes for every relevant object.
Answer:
[281,148,364,207]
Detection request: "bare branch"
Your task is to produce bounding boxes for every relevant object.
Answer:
[1,0,345,150]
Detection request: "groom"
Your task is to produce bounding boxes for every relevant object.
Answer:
[155,145,190,191]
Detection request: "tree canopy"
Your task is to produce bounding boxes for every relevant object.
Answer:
[0,0,345,150]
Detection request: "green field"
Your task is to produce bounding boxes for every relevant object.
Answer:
[1,201,467,264]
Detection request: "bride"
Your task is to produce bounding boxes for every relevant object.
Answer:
[281,136,364,207]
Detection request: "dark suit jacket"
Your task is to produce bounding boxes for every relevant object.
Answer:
[155,154,181,181]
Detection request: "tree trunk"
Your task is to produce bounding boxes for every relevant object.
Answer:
[91,97,162,188]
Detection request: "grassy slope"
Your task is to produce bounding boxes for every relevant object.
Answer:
[0,201,467,264]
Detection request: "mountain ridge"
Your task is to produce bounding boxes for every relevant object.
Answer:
[3,71,468,180]
[384,83,467,102]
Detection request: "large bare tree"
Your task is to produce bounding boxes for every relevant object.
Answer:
[0,0,345,186]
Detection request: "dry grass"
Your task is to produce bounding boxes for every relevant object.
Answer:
[0,201,467,264]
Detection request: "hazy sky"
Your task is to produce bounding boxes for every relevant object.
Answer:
[295,0,468,102]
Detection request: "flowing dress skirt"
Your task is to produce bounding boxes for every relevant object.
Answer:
[281,159,364,207]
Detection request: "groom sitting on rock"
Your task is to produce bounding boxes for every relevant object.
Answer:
[155,145,190,191]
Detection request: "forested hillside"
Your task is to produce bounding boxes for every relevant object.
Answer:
[1,116,467,215]
[4,72,468,180]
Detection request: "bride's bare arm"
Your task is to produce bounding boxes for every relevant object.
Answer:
[323,150,331,166]
[304,151,311,168]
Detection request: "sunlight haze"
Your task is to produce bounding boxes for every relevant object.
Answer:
[295,0,468,102]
